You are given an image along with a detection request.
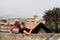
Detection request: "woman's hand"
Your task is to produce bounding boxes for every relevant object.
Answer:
[23,29,33,35]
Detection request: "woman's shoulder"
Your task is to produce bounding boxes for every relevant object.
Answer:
[23,27,30,29]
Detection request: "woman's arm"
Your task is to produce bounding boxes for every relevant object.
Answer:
[23,29,33,35]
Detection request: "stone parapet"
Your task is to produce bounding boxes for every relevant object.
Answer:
[0,33,60,40]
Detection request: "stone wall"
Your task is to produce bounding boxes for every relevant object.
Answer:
[0,33,60,40]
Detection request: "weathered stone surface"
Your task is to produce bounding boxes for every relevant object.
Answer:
[0,33,60,40]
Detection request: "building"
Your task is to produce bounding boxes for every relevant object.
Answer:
[0,17,8,32]
[26,15,40,29]
[7,18,16,26]
[15,18,21,24]
[0,17,7,26]
[39,19,45,24]
[0,18,21,32]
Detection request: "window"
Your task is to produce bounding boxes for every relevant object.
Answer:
[27,21,30,22]
[31,21,35,22]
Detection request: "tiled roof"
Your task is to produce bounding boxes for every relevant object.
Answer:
[27,18,35,20]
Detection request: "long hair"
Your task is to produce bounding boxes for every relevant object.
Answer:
[32,23,42,33]
[14,21,23,33]
[14,21,20,28]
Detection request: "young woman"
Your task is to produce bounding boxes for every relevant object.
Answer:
[20,23,52,35]
[10,21,52,34]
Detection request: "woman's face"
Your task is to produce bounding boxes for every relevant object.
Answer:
[20,25,24,29]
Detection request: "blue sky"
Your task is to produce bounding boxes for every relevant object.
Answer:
[0,0,60,19]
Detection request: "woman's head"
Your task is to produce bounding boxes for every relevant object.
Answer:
[14,21,20,28]
[20,22,25,29]
[20,24,24,29]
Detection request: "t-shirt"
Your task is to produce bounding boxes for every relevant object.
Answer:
[23,28,30,32]
[23,28,34,33]
[19,28,31,33]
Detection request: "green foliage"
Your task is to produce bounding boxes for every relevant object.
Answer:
[43,7,60,32]
[44,22,49,26]
[53,28,60,33]
[58,28,60,33]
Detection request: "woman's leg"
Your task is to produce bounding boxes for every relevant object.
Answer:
[31,23,52,33]
[31,23,42,33]
[40,23,52,33]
